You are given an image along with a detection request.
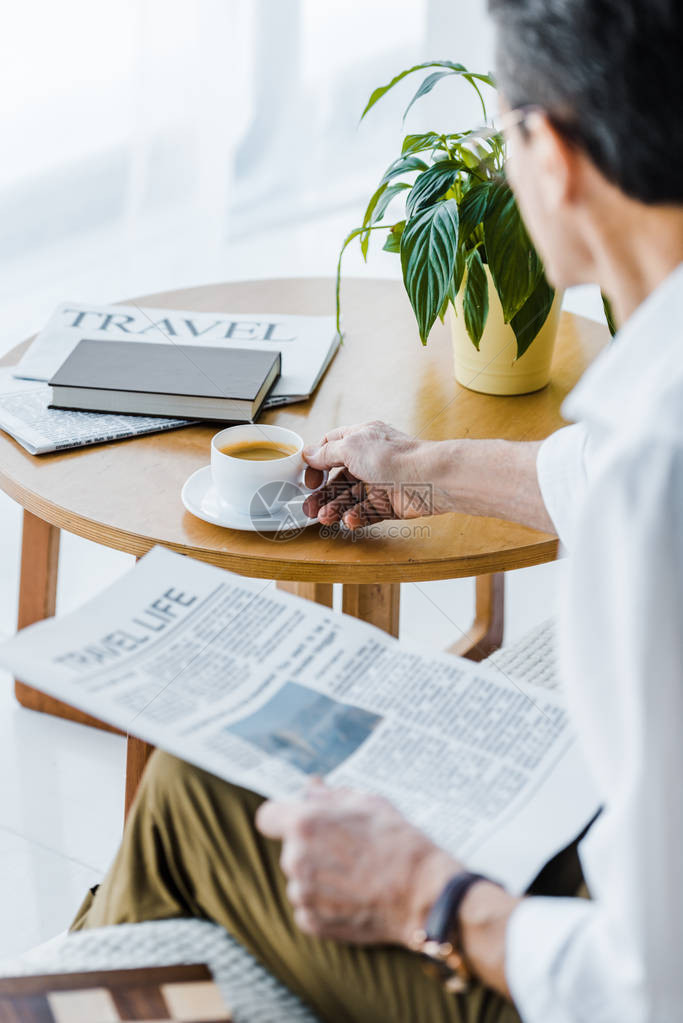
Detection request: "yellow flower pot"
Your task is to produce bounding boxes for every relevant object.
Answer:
[450,265,562,395]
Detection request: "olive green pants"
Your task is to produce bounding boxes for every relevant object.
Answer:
[71,751,521,1023]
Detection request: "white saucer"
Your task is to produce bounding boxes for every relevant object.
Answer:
[181,465,318,532]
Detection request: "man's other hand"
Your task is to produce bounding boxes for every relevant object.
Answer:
[256,780,460,946]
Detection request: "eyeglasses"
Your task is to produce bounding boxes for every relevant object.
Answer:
[469,104,585,152]
[465,105,544,144]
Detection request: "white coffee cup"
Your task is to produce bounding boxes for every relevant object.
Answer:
[211,424,319,515]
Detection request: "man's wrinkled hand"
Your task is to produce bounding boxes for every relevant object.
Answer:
[302,420,438,528]
[256,781,460,947]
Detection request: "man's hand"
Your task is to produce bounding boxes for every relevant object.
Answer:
[302,421,442,528]
[302,421,555,534]
[256,780,460,946]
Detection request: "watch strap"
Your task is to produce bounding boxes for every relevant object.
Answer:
[412,871,497,993]
[425,871,489,946]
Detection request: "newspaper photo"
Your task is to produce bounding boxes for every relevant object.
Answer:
[13,302,340,407]
[0,369,194,455]
[0,548,599,894]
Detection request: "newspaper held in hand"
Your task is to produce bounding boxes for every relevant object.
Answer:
[0,548,599,894]
[14,301,340,408]
[0,370,195,455]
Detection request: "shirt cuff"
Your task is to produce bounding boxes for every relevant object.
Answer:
[536,424,589,551]
[506,896,593,1023]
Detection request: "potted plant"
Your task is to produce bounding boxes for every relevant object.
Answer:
[337,61,562,396]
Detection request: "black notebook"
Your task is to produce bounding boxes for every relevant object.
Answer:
[49,340,281,421]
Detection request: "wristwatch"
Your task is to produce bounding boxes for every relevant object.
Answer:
[410,871,495,993]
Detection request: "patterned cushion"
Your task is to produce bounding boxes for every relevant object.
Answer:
[0,918,320,1023]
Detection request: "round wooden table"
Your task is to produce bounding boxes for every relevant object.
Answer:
[0,277,608,811]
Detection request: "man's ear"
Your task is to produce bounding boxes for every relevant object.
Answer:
[525,112,581,210]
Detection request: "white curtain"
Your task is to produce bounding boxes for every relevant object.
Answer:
[228,0,499,234]
[0,0,501,354]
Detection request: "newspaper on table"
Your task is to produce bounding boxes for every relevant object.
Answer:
[13,301,340,408]
[0,547,599,894]
[0,369,195,455]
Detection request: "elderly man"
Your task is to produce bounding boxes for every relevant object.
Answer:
[73,1,683,1020]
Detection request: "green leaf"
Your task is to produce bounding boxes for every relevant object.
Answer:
[401,132,446,157]
[463,249,489,348]
[406,160,463,217]
[361,182,411,257]
[364,182,411,226]
[379,154,428,186]
[402,70,455,121]
[400,198,460,344]
[437,292,451,324]
[461,73,493,120]
[361,61,472,120]
[383,221,405,253]
[601,293,618,336]
[458,181,495,244]
[361,156,428,256]
[459,146,482,170]
[474,150,500,177]
[483,182,542,322]
[510,274,555,358]
[450,246,466,301]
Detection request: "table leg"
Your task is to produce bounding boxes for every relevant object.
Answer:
[448,572,505,662]
[124,738,156,819]
[342,583,400,637]
[14,511,120,732]
[276,581,333,607]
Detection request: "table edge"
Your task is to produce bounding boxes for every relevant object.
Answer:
[1,464,558,581]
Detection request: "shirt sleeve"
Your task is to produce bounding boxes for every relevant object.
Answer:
[505,439,683,1023]
[535,424,590,551]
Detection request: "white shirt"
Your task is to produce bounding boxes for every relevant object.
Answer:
[506,262,683,1023]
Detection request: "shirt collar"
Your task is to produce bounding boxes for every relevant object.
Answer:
[563,261,683,429]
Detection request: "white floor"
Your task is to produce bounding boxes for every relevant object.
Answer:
[0,209,594,960]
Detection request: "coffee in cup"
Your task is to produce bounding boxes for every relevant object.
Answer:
[210,424,320,515]
[218,440,298,461]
